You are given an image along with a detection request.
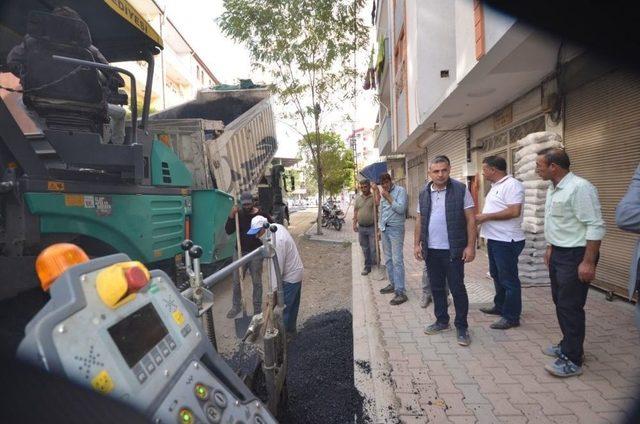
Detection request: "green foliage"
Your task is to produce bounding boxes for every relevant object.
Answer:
[299,132,354,196]
[219,0,368,230]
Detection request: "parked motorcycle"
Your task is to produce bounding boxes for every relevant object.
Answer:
[321,201,345,231]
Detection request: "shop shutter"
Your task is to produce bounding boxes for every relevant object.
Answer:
[407,153,427,217]
[426,131,467,183]
[564,69,640,296]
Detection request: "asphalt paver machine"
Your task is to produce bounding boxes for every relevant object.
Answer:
[0,0,235,301]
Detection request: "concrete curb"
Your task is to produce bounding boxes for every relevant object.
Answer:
[352,243,400,423]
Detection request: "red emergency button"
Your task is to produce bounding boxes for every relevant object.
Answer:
[125,266,149,291]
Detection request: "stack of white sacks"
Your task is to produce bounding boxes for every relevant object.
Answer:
[513,131,564,286]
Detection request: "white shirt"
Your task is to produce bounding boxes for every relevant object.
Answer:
[416,183,475,249]
[480,175,525,242]
[266,224,304,290]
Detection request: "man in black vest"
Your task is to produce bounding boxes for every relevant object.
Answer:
[414,156,477,346]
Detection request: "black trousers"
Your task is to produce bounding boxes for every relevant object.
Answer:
[426,249,469,330]
[549,246,589,366]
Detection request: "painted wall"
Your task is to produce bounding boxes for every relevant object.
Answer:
[454,0,515,83]
[407,0,457,135]
[484,5,517,54]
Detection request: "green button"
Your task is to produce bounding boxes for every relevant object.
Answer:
[179,408,193,423]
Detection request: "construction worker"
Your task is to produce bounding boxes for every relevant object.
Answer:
[247,215,303,335]
[225,191,272,318]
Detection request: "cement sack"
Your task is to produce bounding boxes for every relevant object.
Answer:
[517,160,536,174]
[515,138,563,162]
[523,217,544,225]
[519,264,547,274]
[520,270,550,279]
[523,224,545,234]
[521,276,550,285]
[524,239,547,247]
[516,131,562,148]
[515,133,545,147]
[524,201,546,209]
[515,153,539,169]
[523,202,545,212]
[523,210,545,219]
[525,188,547,198]
[523,208,545,216]
[524,196,546,206]
[519,256,546,266]
[525,233,546,242]
[517,170,538,181]
[519,262,548,271]
[523,180,550,190]
[521,247,538,256]
[532,249,546,257]
[525,239,547,249]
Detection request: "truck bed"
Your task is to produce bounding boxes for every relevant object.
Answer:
[148,88,278,195]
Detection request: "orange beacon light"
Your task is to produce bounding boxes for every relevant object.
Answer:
[36,243,90,291]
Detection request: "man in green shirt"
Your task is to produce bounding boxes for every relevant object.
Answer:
[536,147,605,378]
[354,179,376,275]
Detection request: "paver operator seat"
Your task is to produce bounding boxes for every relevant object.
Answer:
[2,7,144,181]
[9,11,109,134]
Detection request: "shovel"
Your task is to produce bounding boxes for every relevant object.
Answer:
[234,200,252,338]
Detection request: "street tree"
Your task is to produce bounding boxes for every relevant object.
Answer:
[219,0,368,233]
[300,132,354,198]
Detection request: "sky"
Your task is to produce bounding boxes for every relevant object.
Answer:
[165,0,379,159]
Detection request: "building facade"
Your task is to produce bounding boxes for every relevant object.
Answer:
[115,0,219,112]
[373,0,640,297]
[348,127,381,172]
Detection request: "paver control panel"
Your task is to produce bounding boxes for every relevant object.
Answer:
[18,253,275,423]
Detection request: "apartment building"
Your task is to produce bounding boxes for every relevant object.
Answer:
[373,0,640,297]
[349,127,381,171]
[116,0,219,112]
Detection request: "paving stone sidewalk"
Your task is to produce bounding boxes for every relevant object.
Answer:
[354,217,640,423]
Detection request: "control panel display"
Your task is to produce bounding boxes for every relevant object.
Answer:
[108,303,168,368]
[18,253,276,423]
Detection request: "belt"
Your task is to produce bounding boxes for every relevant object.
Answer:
[551,245,585,251]
[358,224,374,227]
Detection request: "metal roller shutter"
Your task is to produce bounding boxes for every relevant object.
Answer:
[407,153,426,217]
[564,69,640,296]
[426,131,467,183]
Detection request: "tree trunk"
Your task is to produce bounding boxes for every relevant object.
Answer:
[316,159,323,235]
[311,99,324,235]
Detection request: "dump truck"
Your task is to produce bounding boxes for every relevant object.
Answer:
[0,1,274,298]
[146,86,291,260]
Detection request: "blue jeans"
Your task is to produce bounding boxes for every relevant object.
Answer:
[358,225,377,270]
[283,281,302,333]
[381,224,406,295]
[487,239,525,323]
[426,249,468,330]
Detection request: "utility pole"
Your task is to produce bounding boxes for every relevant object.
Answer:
[350,133,358,191]
[352,0,358,193]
